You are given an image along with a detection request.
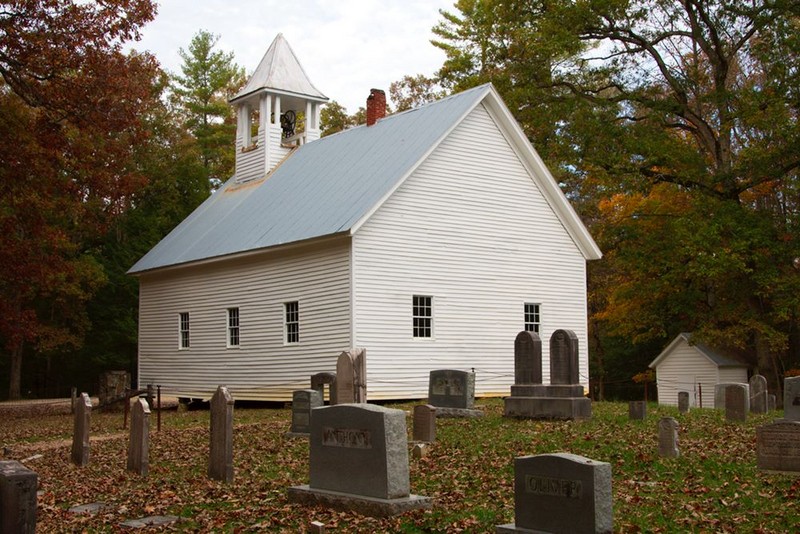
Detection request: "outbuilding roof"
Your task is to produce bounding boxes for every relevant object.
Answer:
[129,83,601,275]
[649,332,748,369]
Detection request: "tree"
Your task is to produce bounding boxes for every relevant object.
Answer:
[320,100,354,136]
[0,0,159,398]
[389,74,445,112]
[170,30,245,188]
[432,0,800,394]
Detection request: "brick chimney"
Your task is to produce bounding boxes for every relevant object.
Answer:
[366,88,386,126]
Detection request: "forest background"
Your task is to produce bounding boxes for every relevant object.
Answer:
[1,0,799,401]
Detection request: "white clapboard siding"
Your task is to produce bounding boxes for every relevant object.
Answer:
[654,342,720,407]
[353,103,590,399]
[137,237,351,400]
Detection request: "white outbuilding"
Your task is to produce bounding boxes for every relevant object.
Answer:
[649,332,749,407]
[128,34,602,401]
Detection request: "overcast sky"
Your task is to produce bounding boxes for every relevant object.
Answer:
[132,0,456,113]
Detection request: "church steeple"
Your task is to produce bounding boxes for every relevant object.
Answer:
[230,34,328,183]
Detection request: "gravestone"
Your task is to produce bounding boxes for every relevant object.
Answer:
[756,420,800,472]
[427,370,481,417]
[514,330,542,385]
[127,398,150,476]
[0,461,37,534]
[335,348,366,404]
[412,404,436,442]
[785,376,800,421]
[288,403,431,517]
[495,453,612,534]
[714,383,741,410]
[658,417,679,458]
[725,384,749,422]
[288,389,322,436]
[98,370,130,407]
[209,386,234,483]
[678,391,690,413]
[504,330,591,420]
[310,372,337,405]
[768,394,776,412]
[749,374,768,414]
[628,401,646,421]
[71,392,92,466]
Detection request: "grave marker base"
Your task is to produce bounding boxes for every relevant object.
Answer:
[434,407,484,418]
[288,485,432,518]
[504,396,592,420]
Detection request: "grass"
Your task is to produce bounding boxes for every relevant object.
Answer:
[1,399,798,532]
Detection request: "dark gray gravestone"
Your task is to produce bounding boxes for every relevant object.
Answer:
[678,391,690,413]
[749,374,768,414]
[514,331,542,385]
[428,370,475,409]
[209,386,234,483]
[785,377,800,421]
[768,394,777,412]
[0,461,37,534]
[628,401,646,420]
[290,389,322,435]
[288,404,431,517]
[756,420,800,472]
[311,372,337,405]
[550,329,579,385]
[71,392,92,466]
[412,405,436,442]
[495,453,612,534]
[127,398,150,476]
[658,417,679,458]
[714,383,739,410]
[725,384,749,422]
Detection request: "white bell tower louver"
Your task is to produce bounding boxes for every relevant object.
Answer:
[230,34,328,183]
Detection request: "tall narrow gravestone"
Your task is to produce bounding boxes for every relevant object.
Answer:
[784,376,800,421]
[0,461,38,534]
[427,370,482,417]
[71,392,92,466]
[288,404,431,517]
[677,391,690,413]
[335,348,366,404]
[209,386,234,483]
[749,374,768,414]
[725,384,749,422]
[658,417,680,458]
[127,398,150,476]
[504,330,591,420]
[495,453,612,534]
[412,404,436,443]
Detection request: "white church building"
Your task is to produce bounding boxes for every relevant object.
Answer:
[128,34,602,401]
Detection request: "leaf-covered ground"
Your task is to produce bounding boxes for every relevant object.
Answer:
[1,399,798,532]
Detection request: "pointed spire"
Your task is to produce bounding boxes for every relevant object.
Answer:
[231,33,327,104]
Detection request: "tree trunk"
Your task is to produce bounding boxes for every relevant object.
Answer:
[9,344,23,400]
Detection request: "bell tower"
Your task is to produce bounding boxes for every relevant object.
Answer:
[229,34,328,183]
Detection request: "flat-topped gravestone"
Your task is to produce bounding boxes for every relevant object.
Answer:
[127,398,150,476]
[209,386,234,483]
[725,384,749,422]
[288,403,431,517]
[412,404,436,442]
[288,389,322,436]
[310,372,337,405]
[714,383,741,410]
[428,370,481,417]
[71,392,92,466]
[785,376,800,421]
[628,401,646,420]
[749,374,768,414]
[514,331,542,385]
[496,453,612,534]
[658,417,679,458]
[756,420,800,472]
[678,391,690,413]
[0,460,37,534]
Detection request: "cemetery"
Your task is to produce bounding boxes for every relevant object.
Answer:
[1,386,799,531]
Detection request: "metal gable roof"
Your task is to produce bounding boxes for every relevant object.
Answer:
[128,84,491,274]
[649,332,748,369]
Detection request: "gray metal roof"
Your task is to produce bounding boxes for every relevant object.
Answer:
[129,84,491,274]
[649,332,748,368]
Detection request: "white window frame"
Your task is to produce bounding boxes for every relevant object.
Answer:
[412,295,433,339]
[227,307,240,348]
[179,312,190,349]
[284,301,300,344]
[524,302,541,334]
